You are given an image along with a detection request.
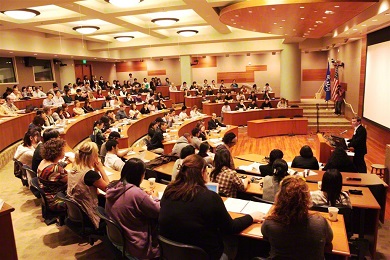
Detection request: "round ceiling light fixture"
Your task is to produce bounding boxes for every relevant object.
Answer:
[177,30,198,37]
[73,26,100,34]
[2,9,40,20]
[106,0,143,7]
[151,18,179,26]
[114,36,134,42]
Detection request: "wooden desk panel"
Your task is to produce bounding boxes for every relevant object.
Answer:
[0,112,36,152]
[0,203,18,260]
[224,108,304,126]
[156,86,170,97]
[185,96,203,109]
[169,91,185,104]
[203,100,281,117]
[14,97,45,109]
[247,118,308,137]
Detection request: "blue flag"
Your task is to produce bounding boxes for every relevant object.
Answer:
[324,61,331,101]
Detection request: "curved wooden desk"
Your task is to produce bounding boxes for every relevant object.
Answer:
[247,117,308,137]
[203,100,280,117]
[223,108,303,126]
[0,112,36,152]
[0,203,17,260]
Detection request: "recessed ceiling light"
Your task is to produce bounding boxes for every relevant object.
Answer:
[271,8,276,11]
[233,22,236,25]
[151,18,179,26]
[334,5,340,8]
[274,22,277,25]
[235,15,239,17]
[300,17,305,20]
[372,19,378,22]
[323,17,327,19]
[114,36,134,42]
[177,30,198,37]
[248,10,252,13]
[314,25,318,27]
[325,10,335,15]
[73,26,100,34]
[314,10,318,13]
[362,24,366,27]
[316,20,323,24]
[281,20,286,22]
[279,26,283,29]
[106,0,143,7]
[353,29,358,31]
[300,6,305,9]
[2,9,40,20]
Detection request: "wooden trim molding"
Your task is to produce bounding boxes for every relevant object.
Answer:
[148,70,166,76]
[217,64,267,83]
[302,68,335,81]
[116,61,147,72]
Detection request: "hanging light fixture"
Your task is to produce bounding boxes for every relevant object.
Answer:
[106,0,143,7]
[177,30,198,37]
[151,18,179,26]
[73,26,100,34]
[2,9,40,20]
[114,36,134,42]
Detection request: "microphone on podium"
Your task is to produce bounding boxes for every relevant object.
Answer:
[340,130,347,135]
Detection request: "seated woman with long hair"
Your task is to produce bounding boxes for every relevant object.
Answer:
[159,155,263,259]
[261,176,333,259]
[323,147,357,173]
[37,139,68,211]
[311,169,351,208]
[263,159,289,202]
[67,142,109,229]
[291,145,319,170]
[14,127,41,168]
[210,149,248,198]
[106,158,160,259]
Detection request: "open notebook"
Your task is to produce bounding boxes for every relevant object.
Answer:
[224,198,272,215]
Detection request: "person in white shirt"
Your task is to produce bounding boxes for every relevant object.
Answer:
[104,139,125,172]
[179,105,189,120]
[236,92,245,101]
[53,90,65,106]
[42,92,55,107]
[0,96,19,116]
[263,83,273,92]
[221,101,231,121]
[169,84,178,92]
[277,98,288,108]
[179,82,188,91]
[190,105,201,118]
[32,86,47,98]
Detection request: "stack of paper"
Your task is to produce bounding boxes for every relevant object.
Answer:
[238,162,261,173]
[224,198,272,215]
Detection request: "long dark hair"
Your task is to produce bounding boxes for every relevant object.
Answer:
[120,158,146,187]
[210,149,231,180]
[321,169,343,206]
[272,159,289,183]
[164,155,207,202]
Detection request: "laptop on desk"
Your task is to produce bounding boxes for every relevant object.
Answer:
[330,135,348,150]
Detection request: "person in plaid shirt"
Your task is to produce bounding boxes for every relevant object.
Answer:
[210,149,248,197]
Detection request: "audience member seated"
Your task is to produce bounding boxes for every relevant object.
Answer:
[221,101,231,121]
[52,107,65,123]
[147,99,156,112]
[277,98,288,108]
[248,100,258,110]
[261,176,333,259]
[33,86,47,98]
[128,103,140,119]
[74,89,87,102]
[42,107,55,126]
[263,159,289,202]
[208,113,226,130]
[104,139,125,172]
[191,128,202,150]
[140,103,150,115]
[147,121,167,154]
[110,96,121,108]
[259,149,284,177]
[0,95,18,116]
[323,147,357,173]
[63,89,73,104]
[101,96,112,109]
[291,145,319,170]
[99,131,127,158]
[311,169,352,208]
[29,115,45,130]
[235,99,246,111]
[115,104,128,120]
[32,129,60,172]
[37,139,68,211]
[236,92,245,101]
[210,149,248,198]
[105,110,116,125]
[172,145,195,181]
[67,142,109,229]
[178,105,188,120]
[230,79,238,88]
[260,98,273,109]
[53,90,65,106]
[92,120,107,150]
[96,88,104,99]
[247,91,257,101]
[148,121,159,139]
[215,132,237,169]
[156,99,167,110]
[171,133,192,157]
[106,158,160,259]
[205,86,214,96]
[73,100,85,116]
[62,104,72,118]
[215,92,223,102]
[159,154,263,260]
[81,99,94,113]
[197,142,213,165]
[224,92,234,102]
[119,86,127,97]
[190,105,201,117]
[14,127,41,168]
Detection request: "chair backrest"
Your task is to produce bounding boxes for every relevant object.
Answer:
[158,235,209,260]
[13,158,28,185]
[96,206,126,256]
[251,196,274,205]
[56,191,86,225]
[22,165,37,186]
[30,177,51,216]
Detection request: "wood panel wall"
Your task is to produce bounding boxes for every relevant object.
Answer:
[302,68,335,81]
[217,65,268,83]
[358,36,367,116]
[115,61,147,72]
[148,70,166,76]
[191,56,217,68]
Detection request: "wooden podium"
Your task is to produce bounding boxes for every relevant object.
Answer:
[316,133,334,164]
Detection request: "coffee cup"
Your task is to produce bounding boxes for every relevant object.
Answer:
[328,207,339,221]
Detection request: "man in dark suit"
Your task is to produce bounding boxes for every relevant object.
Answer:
[208,113,226,130]
[347,116,367,173]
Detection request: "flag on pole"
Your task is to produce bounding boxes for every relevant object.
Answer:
[324,61,331,101]
[331,65,340,101]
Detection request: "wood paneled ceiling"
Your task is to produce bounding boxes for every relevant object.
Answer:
[220,0,377,38]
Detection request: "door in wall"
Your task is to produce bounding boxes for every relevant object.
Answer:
[75,64,92,82]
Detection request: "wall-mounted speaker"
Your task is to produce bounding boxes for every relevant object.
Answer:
[24,57,36,67]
